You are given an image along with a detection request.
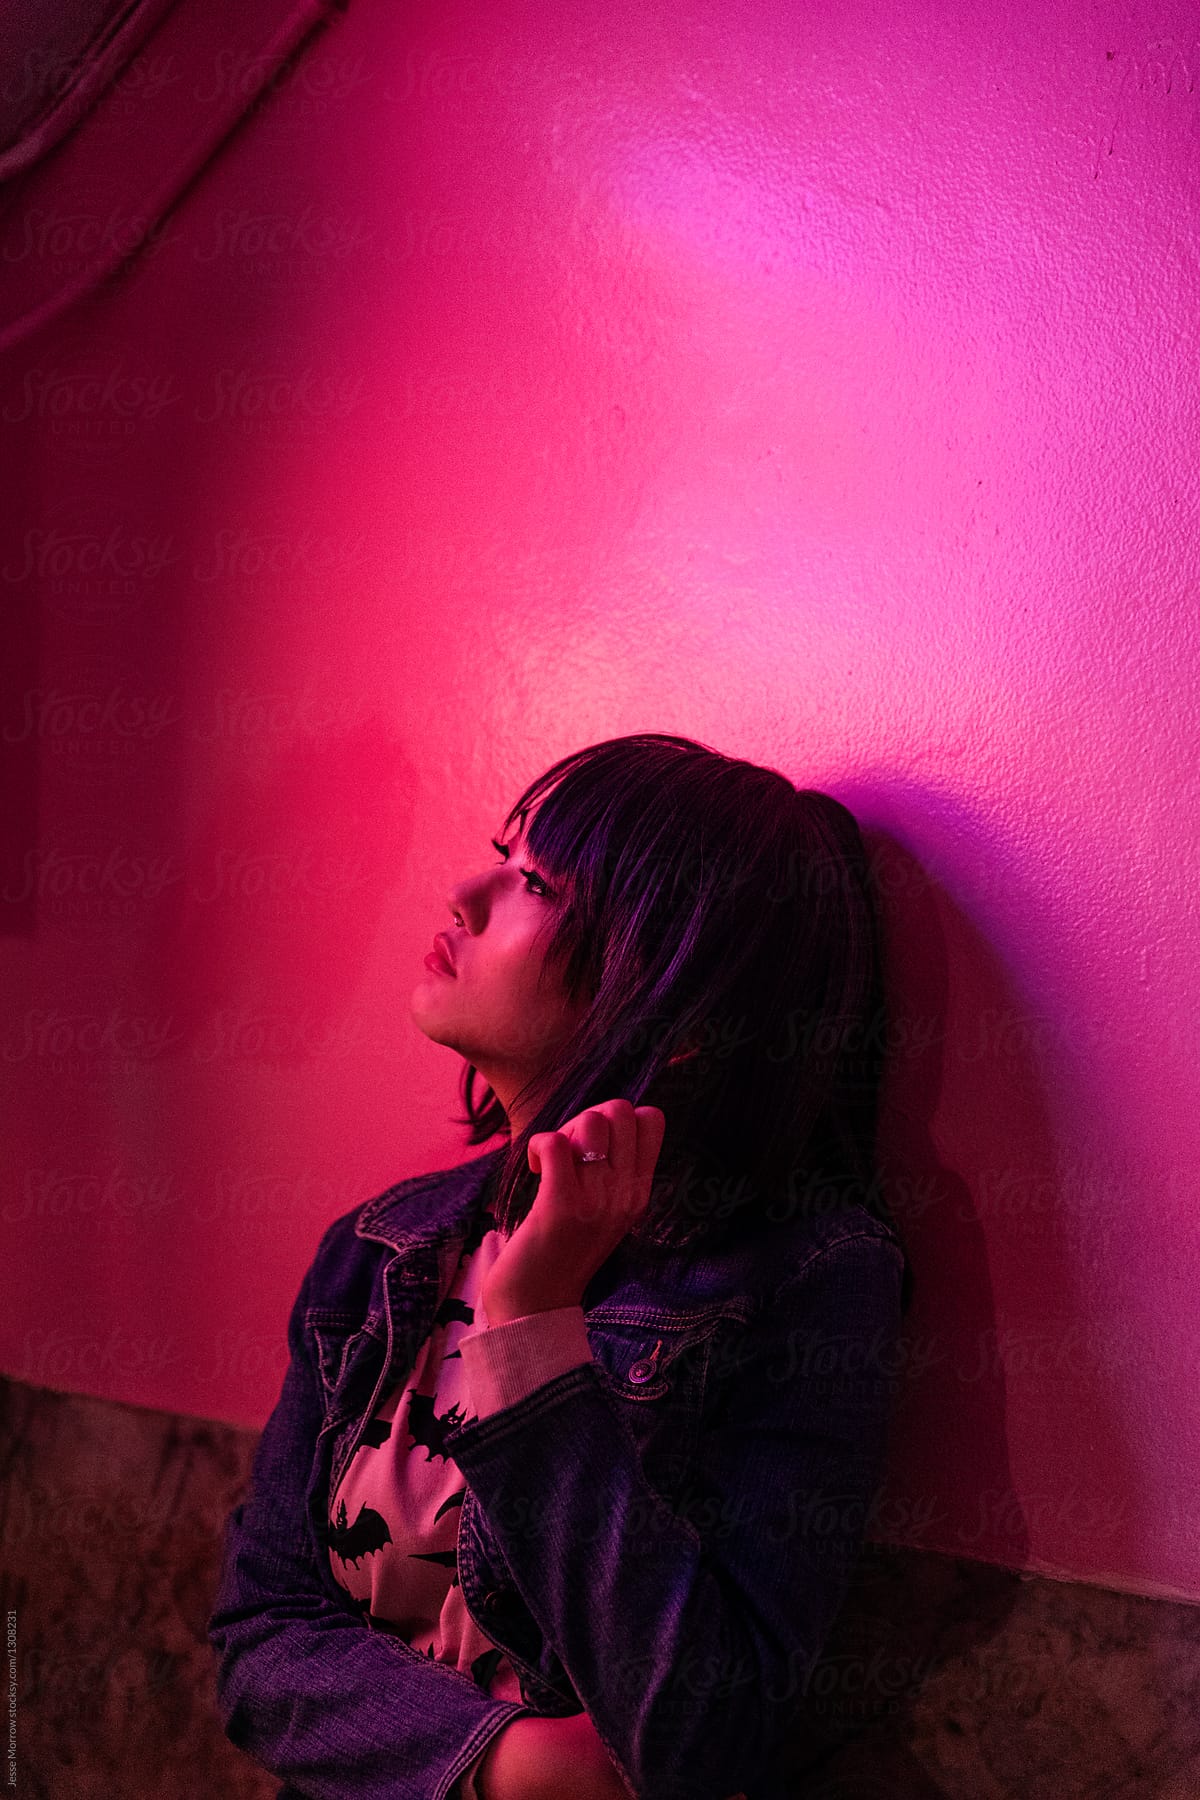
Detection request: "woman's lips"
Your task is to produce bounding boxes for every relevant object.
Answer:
[425,943,455,975]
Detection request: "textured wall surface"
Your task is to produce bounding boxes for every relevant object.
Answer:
[1,0,1197,1609]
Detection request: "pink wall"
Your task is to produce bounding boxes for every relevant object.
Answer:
[3,0,1198,1603]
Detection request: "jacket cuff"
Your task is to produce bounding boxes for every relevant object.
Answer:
[458,1306,593,1418]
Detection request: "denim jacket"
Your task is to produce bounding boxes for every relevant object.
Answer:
[207,1145,906,1800]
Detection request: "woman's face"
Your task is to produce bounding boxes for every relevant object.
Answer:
[408,819,588,1123]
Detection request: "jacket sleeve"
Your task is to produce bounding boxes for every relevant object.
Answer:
[206,1235,534,1800]
[441,1228,905,1800]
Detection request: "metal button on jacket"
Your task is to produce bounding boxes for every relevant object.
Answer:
[628,1339,663,1383]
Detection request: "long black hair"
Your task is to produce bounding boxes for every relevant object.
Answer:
[454,732,910,1303]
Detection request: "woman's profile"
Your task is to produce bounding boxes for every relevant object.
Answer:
[208,731,913,1800]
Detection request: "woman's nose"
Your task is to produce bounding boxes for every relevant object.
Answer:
[446,875,482,928]
[447,857,501,928]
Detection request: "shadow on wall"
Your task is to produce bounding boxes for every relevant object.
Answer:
[863,821,1029,1577]
[862,808,1149,1590]
[767,812,1165,1791]
[760,822,1024,1792]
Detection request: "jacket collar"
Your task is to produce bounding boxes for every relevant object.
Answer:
[353,1144,507,1253]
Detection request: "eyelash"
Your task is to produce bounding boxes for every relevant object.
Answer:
[491,838,551,896]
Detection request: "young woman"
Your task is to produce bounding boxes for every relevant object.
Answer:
[208,732,913,1800]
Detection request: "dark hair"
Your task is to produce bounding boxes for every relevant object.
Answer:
[454,732,911,1305]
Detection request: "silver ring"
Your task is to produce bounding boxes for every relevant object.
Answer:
[576,1149,609,1164]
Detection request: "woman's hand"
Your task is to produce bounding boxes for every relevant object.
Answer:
[475,1713,630,1800]
[475,1712,749,1800]
[482,1098,667,1324]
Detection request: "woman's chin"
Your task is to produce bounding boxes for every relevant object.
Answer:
[408,979,451,1032]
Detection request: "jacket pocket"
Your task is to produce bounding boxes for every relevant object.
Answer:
[587,1299,752,1396]
[585,1300,753,1489]
[304,1308,365,1404]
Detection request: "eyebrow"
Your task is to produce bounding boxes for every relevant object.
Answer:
[494,822,558,886]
